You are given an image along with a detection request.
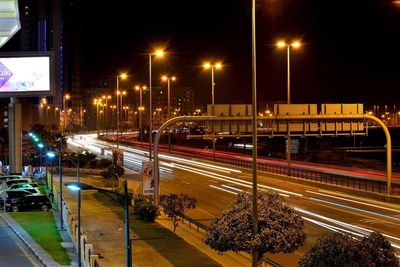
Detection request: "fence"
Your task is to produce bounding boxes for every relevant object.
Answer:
[53,184,101,267]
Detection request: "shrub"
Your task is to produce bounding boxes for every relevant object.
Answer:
[99,158,112,168]
[89,159,98,169]
[138,201,157,222]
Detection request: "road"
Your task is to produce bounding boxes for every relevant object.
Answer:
[69,134,400,265]
[0,220,41,267]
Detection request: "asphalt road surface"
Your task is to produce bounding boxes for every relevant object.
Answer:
[0,219,41,267]
[70,134,400,266]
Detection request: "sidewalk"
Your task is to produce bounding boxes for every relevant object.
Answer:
[0,212,75,267]
[61,175,254,266]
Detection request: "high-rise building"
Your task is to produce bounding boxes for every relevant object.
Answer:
[0,0,83,130]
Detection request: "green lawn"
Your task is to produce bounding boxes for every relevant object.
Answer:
[94,192,220,267]
[10,212,71,265]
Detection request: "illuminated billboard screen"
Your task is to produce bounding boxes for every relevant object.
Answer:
[0,53,53,97]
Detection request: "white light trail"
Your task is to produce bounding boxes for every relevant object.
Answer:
[306,190,400,213]
[209,185,238,195]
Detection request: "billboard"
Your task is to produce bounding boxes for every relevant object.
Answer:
[0,53,54,97]
[142,161,154,196]
[112,149,124,166]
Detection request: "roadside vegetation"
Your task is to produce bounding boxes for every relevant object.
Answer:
[10,212,71,265]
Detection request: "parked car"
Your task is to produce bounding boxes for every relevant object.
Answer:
[2,178,32,188]
[0,189,33,207]
[0,175,23,184]
[8,183,40,193]
[6,194,51,212]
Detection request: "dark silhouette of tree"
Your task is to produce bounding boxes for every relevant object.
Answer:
[205,191,306,264]
[299,232,399,267]
[160,194,197,232]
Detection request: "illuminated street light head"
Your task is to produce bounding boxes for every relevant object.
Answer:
[277,41,286,47]
[154,50,165,57]
[215,63,222,69]
[65,94,71,100]
[203,62,211,69]
[135,85,140,91]
[171,76,176,81]
[120,73,128,80]
[161,75,168,81]
[291,41,301,48]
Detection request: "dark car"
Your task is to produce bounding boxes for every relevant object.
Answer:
[6,194,51,212]
[0,189,32,208]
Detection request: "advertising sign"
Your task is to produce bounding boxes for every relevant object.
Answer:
[142,161,154,196]
[0,53,54,97]
[112,149,124,166]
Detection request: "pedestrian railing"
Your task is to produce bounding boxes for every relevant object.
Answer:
[54,184,101,267]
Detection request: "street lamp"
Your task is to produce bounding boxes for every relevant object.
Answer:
[203,62,222,160]
[251,1,258,266]
[116,73,128,148]
[93,98,102,136]
[46,151,56,193]
[62,154,82,266]
[161,75,176,152]
[102,95,112,135]
[135,85,147,143]
[63,94,71,132]
[149,49,165,161]
[65,180,131,267]
[277,40,302,176]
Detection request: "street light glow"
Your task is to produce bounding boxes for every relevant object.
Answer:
[154,50,165,57]
[277,41,286,47]
[215,63,222,69]
[203,62,211,69]
[65,94,70,100]
[47,151,56,158]
[66,184,81,191]
[120,73,128,80]
[292,41,301,48]
[171,76,176,81]
[161,76,168,81]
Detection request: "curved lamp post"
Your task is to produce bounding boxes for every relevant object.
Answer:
[65,180,132,267]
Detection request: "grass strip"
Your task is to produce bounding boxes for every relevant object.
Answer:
[10,212,71,265]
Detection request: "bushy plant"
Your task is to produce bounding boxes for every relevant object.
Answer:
[299,232,399,267]
[99,158,112,168]
[138,201,157,222]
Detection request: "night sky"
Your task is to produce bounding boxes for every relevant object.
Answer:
[82,0,400,107]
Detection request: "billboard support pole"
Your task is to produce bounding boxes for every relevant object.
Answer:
[8,97,22,174]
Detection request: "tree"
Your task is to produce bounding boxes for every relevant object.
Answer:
[160,194,197,232]
[299,232,399,267]
[298,232,361,267]
[360,232,399,267]
[205,191,306,264]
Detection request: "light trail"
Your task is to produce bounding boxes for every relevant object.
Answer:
[306,190,400,213]
[171,162,302,197]
[209,185,238,195]
[310,197,400,221]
